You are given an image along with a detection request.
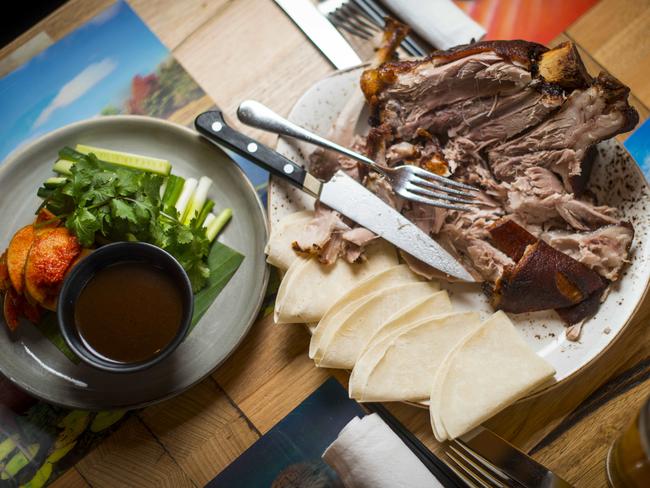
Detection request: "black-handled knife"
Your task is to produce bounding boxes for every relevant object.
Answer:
[195,110,321,197]
[194,110,475,282]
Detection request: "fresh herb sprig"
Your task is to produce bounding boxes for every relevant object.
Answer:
[39,153,211,291]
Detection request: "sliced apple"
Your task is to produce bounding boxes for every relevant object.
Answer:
[0,252,10,293]
[68,249,93,271]
[7,225,34,295]
[34,208,60,228]
[24,228,80,311]
[3,289,20,332]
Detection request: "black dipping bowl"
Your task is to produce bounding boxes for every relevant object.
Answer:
[58,242,193,373]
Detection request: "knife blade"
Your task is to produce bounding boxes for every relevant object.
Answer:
[320,171,474,281]
[274,0,362,70]
[194,110,475,282]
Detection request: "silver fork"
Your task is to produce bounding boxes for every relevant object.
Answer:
[445,427,574,488]
[318,0,379,40]
[445,443,508,488]
[318,0,428,57]
[237,100,477,211]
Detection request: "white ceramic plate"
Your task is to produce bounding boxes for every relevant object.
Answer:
[0,116,269,410]
[268,67,650,394]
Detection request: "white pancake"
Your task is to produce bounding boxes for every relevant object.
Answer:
[349,311,483,403]
[429,311,556,441]
[264,210,314,270]
[274,240,398,324]
[310,264,422,360]
[317,281,440,369]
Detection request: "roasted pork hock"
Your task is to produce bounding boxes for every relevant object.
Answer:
[304,30,638,333]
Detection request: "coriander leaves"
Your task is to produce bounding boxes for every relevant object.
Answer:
[40,154,211,292]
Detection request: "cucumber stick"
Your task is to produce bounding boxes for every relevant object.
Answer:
[75,144,171,175]
[44,176,67,188]
[182,176,212,225]
[195,200,215,228]
[53,159,74,176]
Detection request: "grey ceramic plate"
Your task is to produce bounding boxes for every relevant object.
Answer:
[0,115,269,410]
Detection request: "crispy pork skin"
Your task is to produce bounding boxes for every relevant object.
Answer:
[488,218,537,262]
[489,219,607,324]
[556,287,605,327]
[492,240,605,314]
[537,41,591,90]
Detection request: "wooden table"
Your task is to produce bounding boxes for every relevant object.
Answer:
[2,1,649,486]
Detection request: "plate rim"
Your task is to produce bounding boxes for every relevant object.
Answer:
[267,66,650,404]
[0,114,270,410]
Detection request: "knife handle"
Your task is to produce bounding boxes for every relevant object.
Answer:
[195,110,315,194]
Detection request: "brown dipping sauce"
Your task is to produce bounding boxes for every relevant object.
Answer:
[74,262,183,364]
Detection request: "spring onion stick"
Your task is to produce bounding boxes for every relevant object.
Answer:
[174,178,197,218]
[195,200,215,228]
[161,175,185,212]
[182,176,212,225]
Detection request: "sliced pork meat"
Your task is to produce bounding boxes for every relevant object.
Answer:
[507,167,619,230]
[309,18,409,181]
[440,194,508,281]
[396,86,564,144]
[292,204,350,258]
[541,224,634,281]
[291,204,381,266]
[488,73,638,194]
[443,137,507,200]
[364,51,534,130]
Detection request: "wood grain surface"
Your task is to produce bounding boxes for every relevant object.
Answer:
[2,0,648,487]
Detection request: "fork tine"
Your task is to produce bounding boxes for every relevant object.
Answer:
[405,183,475,205]
[454,441,513,485]
[328,13,373,40]
[448,445,507,487]
[446,451,496,488]
[343,2,381,31]
[445,454,484,488]
[409,174,476,198]
[330,10,375,38]
[399,189,472,212]
[409,166,479,191]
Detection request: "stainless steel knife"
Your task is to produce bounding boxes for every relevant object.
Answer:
[195,110,475,282]
[273,0,362,70]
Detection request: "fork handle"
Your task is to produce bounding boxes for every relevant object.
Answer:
[237,100,384,176]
